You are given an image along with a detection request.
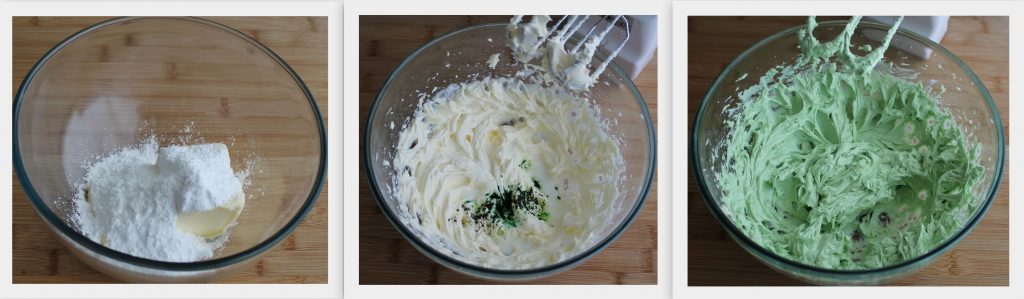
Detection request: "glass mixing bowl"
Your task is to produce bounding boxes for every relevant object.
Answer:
[13,17,326,282]
[364,23,655,280]
[691,20,1004,285]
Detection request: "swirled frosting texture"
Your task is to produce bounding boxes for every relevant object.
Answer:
[717,17,983,269]
[393,77,623,269]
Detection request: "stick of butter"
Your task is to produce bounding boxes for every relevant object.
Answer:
[176,191,245,239]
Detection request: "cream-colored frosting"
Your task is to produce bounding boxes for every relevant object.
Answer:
[392,77,624,269]
[507,15,551,63]
[507,15,623,91]
[486,53,501,69]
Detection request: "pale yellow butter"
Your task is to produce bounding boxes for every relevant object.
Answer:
[176,191,245,239]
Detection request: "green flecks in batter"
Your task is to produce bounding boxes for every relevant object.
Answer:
[519,159,532,170]
[465,181,550,234]
[717,16,984,270]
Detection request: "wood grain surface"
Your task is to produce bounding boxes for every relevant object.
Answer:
[11,16,328,284]
[359,16,658,284]
[687,16,1009,286]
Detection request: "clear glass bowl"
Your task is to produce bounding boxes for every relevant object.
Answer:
[13,17,326,282]
[691,20,1004,285]
[363,23,656,280]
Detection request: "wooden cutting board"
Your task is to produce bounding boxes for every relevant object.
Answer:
[11,16,328,284]
[687,16,1009,286]
[358,16,659,284]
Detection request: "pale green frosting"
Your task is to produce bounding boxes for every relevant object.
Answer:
[717,17,984,269]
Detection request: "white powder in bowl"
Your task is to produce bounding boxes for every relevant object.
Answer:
[73,137,245,262]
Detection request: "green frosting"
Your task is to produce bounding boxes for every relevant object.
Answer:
[717,16,984,269]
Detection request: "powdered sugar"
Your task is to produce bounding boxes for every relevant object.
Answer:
[157,143,242,214]
[73,136,245,262]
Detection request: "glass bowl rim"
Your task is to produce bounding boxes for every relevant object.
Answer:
[690,19,1005,275]
[362,22,657,277]
[12,16,328,271]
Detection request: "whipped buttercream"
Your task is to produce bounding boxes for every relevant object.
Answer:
[392,76,623,269]
[507,15,624,91]
[716,16,984,269]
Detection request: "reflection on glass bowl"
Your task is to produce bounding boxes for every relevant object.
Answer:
[14,17,326,282]
[691,20,1003,285]
[364,23,656,280]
